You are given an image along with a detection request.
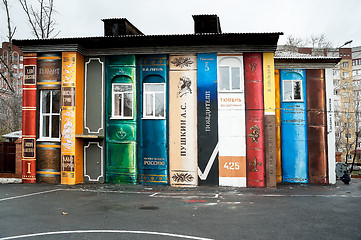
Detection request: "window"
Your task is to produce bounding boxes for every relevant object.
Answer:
[345,133,352,139]
[283,80,303,101]
[344,102,350,108]
[39,90,60,140]
[343,92,350,98]
[219,66,241,91]
[347,154,352,160]
[344,122,351,128]
[112,83,133,119]
[143,83,165,118]
[342,72,349,78]
[344,113,351,119]
[342,62,349,68]
[334,89,339,96]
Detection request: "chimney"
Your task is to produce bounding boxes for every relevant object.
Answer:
[102,18,144,36]
[192,14,222,34]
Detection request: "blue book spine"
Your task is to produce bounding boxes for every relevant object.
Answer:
[197,53,218,185]
[280,69,308,183]
[138,55,169,185]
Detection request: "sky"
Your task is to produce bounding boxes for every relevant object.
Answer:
[1,0,360,48]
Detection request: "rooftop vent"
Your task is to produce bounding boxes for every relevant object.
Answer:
[102,18,144,36]
[192,14,222,34]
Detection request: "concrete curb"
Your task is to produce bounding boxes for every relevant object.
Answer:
[0,178,22,184]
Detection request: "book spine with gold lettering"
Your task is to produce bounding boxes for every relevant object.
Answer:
[61,52,84,185]
[306,69,328,184]
[263,53,277,188]
[244,53,265,187]
[138,55,168,185]
[22,53,37,183]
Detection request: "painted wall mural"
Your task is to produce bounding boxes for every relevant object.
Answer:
[22,53,37,183]
[197,53,219,186]
[169,54,198,187]
[217,55,247,187]
[280,69,308,183]
[138,55,169,185]
[61,52,84,185]
[105,55,137,184]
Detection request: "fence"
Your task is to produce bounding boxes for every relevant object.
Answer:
[0,142,16,173]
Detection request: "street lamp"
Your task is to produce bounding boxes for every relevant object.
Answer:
[339,40,353,49]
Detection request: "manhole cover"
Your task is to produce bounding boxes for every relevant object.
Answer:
[138,206,159,210]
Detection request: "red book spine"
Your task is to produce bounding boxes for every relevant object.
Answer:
[244,53,265,187]
[22,53,37,183]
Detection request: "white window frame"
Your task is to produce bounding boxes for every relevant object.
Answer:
[142,83,166,119]
[39,90,60,141]
[282,79,303,102]
[218,65,242,92]
[111,83,134,119]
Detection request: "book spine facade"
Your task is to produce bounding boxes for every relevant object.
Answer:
[217,54,246,187]
[61,52,84,184]
[325,68,336,184]
[138,55,168,185]
[274,69,282,183]
[244,53,265,187]
[197,53,219,186]
[280,69,308,183]
[263,53,277,188]
[169,54,198,187]
[36,53,62,183]
[306,69,328,184]
[105,55,137,184]
[22,53,37,183]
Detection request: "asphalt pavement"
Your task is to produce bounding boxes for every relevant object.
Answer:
[0,180,360,240]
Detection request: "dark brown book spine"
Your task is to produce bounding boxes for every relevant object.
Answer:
[306,69,328,184]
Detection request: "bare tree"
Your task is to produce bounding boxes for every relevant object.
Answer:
[19,0,59,39]
[0,0,22,139]
[307,34,333,49]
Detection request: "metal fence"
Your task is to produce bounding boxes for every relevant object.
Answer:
[0,142,16,173]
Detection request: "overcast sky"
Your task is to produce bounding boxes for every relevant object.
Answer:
[1,0,360,48]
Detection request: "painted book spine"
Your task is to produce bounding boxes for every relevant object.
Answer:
[197,53,219,186]
[169,54,198,187]
[280,69,308,183]
[22,53,37,183]
[325,68,336,184]
[61,52,84,185]
[244,53,265,187]
[36,53,62,183]
[306,69,328,184]
[105,55,137,184]
[138,55,168,185]
[274,69,282,183]
[263,53,277,188]
[218,54,246,187]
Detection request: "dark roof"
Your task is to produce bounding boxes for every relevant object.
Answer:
[13,32,283,55]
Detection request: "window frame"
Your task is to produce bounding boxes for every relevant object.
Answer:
[218,65,242,92]
[282,79,304,102]
[111,83,134,120]
[38,89,61,141]
[142,83,166,119]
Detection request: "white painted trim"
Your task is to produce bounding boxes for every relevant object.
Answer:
[325,68,336,184]
[84,142,104,182]
[219,177,246,187]
[198,143,219,180]
[0,230,214,240]
[111,83,134,119]
[143,83,166,119]
[84,58,104,134]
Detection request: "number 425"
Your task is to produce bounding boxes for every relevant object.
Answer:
[224,162,240,170]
